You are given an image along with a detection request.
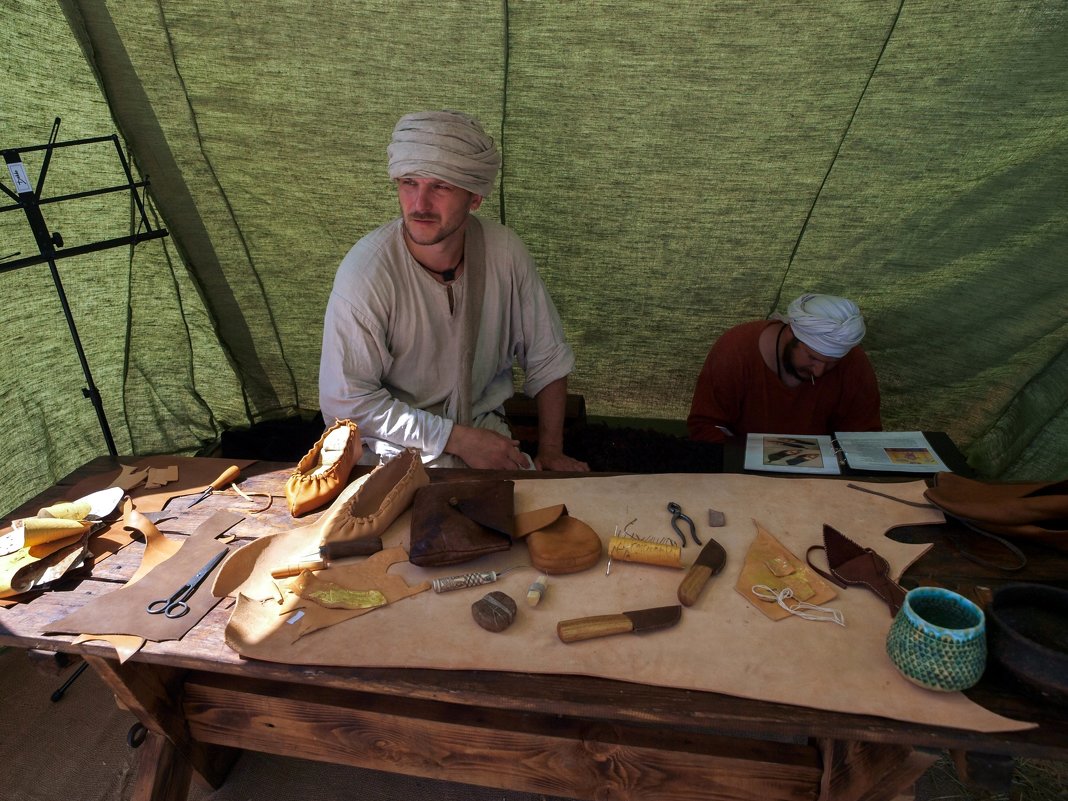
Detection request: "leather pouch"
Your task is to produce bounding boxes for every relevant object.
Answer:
[408,480,514,567]
[514,504,602,574]
[806,524,906,616]
[285,419,362,517]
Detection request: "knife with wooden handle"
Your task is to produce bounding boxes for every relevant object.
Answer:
[557,604,682,643]
[677,536,727,607]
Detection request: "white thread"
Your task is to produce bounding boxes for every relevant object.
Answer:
[752,584,845,626]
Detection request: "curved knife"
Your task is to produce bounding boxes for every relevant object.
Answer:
[557,604,682,643]
[677,536,727,607]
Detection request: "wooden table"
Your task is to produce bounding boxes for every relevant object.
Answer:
[1,456,1066,801]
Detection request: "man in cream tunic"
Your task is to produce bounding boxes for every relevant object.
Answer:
[320,110,588,472]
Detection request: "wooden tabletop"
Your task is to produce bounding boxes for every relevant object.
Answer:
[2,455,1067,762]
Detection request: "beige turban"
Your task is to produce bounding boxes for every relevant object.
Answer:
[777,293,866,358]
[387,110,501,197]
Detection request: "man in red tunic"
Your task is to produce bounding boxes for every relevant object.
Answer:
[687,293,882,443]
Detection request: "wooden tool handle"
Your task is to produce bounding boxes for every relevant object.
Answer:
[319,537,384,561]
[270,560,327,579]
[210,465,241,490]
[677,564,713,607]
[557,614,635,643]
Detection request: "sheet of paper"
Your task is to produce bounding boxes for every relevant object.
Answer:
[836,431,950,473]
[744,434,840,474]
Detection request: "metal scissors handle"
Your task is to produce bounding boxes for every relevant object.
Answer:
[667,501,702,547]
[146,548,228,619]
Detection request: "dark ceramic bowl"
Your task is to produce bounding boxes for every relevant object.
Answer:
[986,583,1068,705]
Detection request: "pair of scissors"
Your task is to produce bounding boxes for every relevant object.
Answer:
[667,501,702,547]
[146,548,228,619]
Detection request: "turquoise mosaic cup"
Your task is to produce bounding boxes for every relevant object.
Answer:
[886,587,986,692]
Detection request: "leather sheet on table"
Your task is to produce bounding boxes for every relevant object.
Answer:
[221,473,1033,733]
[46,512,243,642]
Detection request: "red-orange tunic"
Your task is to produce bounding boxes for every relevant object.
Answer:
[687,321,882,443]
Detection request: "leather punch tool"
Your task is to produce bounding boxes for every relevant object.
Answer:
[667,501,701,547]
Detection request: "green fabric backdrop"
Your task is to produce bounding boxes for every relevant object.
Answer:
[2,0,1066,515]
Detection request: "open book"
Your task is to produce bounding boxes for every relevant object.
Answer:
[744,431,950,474]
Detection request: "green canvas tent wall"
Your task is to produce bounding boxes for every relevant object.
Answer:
[2,0,1066,517]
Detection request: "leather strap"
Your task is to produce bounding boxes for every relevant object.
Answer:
[458,216,486,426]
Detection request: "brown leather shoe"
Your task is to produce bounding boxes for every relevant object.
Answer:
[285,419,362,517]
[319,448,429,544]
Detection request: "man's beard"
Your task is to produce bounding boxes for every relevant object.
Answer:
[403,213,465,247]
[782,339,809,382]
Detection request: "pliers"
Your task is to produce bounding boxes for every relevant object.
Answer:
[667,501,701,547]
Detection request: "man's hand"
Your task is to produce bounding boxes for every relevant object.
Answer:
[534,444,590,472]
[446,424,532,470]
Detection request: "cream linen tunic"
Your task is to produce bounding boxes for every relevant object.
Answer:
[319,217,575,465]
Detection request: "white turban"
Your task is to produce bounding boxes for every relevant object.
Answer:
[386,110,501,197]
[778,293,866,358]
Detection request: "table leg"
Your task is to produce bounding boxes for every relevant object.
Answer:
[84,655,239,797]
[130,730,192,801]
[817,739,938,801]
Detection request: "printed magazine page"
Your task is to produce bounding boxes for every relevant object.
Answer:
[835,431,950,473]
[743,434,840,475]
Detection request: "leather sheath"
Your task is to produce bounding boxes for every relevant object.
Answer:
[408,479,514,567]
[806,524,906,617]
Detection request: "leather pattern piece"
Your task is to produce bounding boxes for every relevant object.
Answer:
[514,504,603,574]
[225,546,430,645]
[46,511,243,642]
[408,479,514,567]
[925,472,1068,549]
[807,524,907,617]
[736,521,837,621]
[284,419,362,517]
[0,530,89,599]
[319,448,429,545]
[64,455,257,515]
[73,633,145,664]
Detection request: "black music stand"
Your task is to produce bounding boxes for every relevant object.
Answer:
[1,118,169,457]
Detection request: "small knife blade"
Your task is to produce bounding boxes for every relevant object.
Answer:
[677,537,727,607]
[187,465,241,508]
[557,604,682,643]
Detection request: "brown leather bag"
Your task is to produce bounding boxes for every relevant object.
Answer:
[408,480,514,567]
[924,472,1068,551]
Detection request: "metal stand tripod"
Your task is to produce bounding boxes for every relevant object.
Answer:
[1,117,169,456]
[2,119,168,701]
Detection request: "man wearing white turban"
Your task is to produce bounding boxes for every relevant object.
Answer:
[319,111,588,471]
[687,293,881,442]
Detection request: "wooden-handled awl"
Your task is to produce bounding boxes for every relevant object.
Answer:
[186,465,241,508]
[677,536,727,607]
